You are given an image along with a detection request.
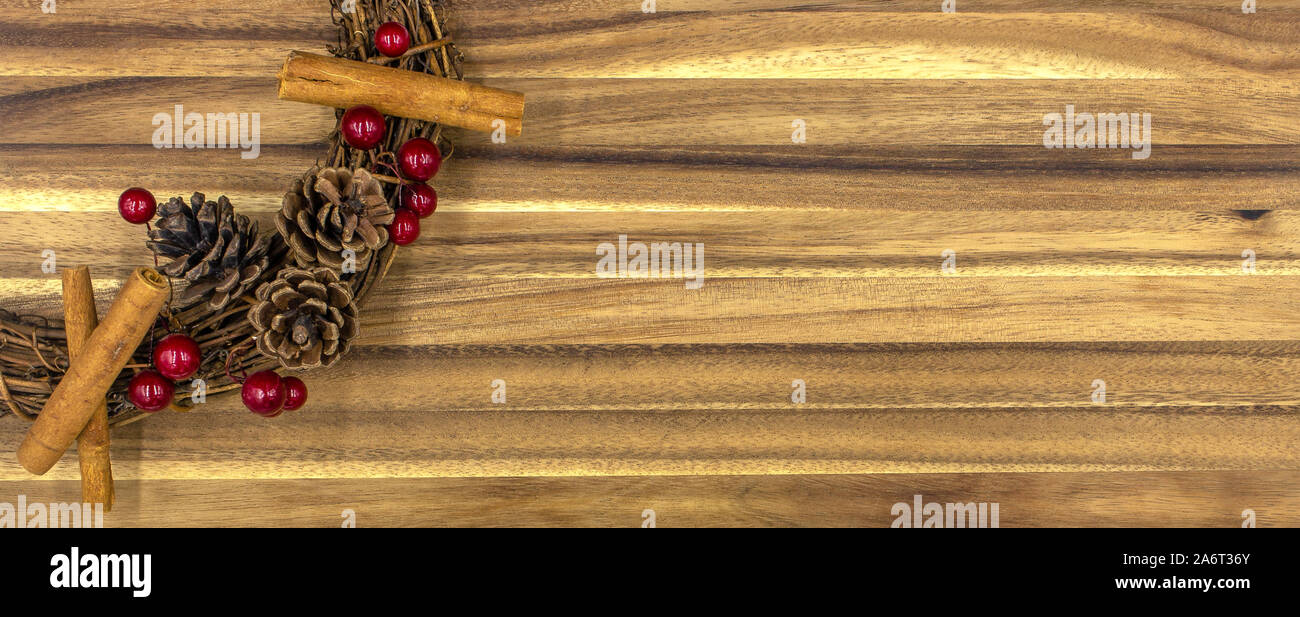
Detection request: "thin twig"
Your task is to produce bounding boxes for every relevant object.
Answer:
[365,36,454,64]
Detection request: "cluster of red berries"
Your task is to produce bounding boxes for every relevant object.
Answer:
[339,105,440,248]
[117,187,308,418]
[118,186,179,412]
[123,322,308,417]
[126,333,201,412]
[239,370,307,418]
[334,21,439,250]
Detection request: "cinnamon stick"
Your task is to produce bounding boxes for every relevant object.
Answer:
[63,267,115,511]
[277,51,524,136]
[18,268,169,475]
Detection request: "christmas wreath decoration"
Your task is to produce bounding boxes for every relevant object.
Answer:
[1,0,525,504]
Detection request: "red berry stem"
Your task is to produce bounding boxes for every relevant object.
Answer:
[144,221,161,268]
[223,338,255,385]
[370,152,406,184]
[143,220,177,313]
[147,315,165,366]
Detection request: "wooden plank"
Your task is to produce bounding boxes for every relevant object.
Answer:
[4,341,1290,414]
[1,0,1297,530]
[2,276,1297,344]
[7,77,1300,145]
[350,276,1300,344]
[1,402,1296,480]
[0,0,331,77]
[0,35,323,78]
[6,7,1300,78]
[0,0,329,26]
[282,341,1300,410]
[0,472,1293,527]
[451,0,1300,17]
[0,145,321,214]
[450,12,1300,79]
[8,341,1296,483]
[0,210,1294,283]
[3,145,1300,213]
[107,341,1300,410]
[454,78,1300,146]
[0,77,332,145]
[3,0,1298,29]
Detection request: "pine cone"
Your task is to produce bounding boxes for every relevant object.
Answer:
[276,166,394,271]
[146,193,274,310]
[247,267,359,370]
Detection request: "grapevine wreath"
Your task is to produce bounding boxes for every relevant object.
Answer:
[1,0,524,506]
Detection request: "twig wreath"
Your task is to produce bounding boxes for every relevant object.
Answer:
[2,0,524,502]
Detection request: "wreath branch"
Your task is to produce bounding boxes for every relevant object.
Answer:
[0,0,463,425]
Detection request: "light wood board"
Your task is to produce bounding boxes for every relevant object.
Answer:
[0,0,1296,526]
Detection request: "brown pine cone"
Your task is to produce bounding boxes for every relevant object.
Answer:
[146,193,276,310]
[276,166,394,271]
[247,267,359,370]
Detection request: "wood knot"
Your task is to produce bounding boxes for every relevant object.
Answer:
[1234,209,1270,221]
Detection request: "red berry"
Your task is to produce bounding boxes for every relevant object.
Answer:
[153,333,201,381]
[282,376,308,411]
[241,370,286,417]
[118,188,156,224]
[340,105,386,150]
[127,370,174,412]
[389,208,420,246]
[374,21,411,57]
[398,138,441,182]
[400,183,437,218]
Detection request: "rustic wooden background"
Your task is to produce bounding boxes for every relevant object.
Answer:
[1,0,1298,526]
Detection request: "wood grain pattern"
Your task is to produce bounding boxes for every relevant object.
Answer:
[452,78,1300,146]
[2,472,1294,527]
[450,12,1300,79]
[0,78,331,144]
[5,406,1299,479]
[5,145,1300,213]
[0,0,1297,526]
[4,210,1298,279]
[3,343,1298,480]
[450,0,1300,15]
[3,276,1297,344]
[10,78,1300,145]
